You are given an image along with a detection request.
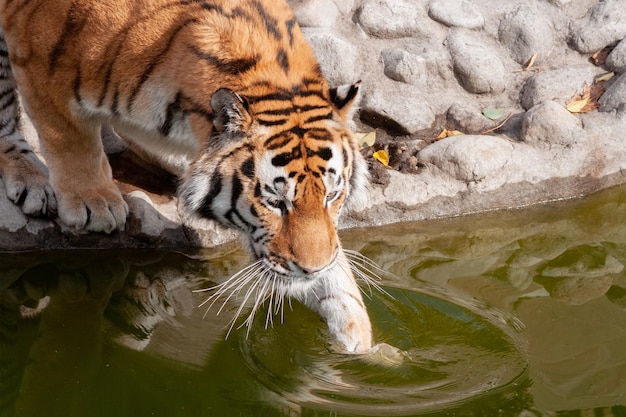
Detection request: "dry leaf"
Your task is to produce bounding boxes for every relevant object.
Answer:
[566,82,606,113]
[566,96,590,113]
[436,128,464,140]
[596,72,615,83]
[372,150,390,166]
[514,53,539,72]
[591,45,614,66]
[356,131,376,147]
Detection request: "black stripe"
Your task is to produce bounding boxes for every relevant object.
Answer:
[160,93,182,136]
[303,111,333,124]
[256,117,288,127]
[230,173,243,209]
[307,130,333,141]
[225,207,254,231]
[49,3,89,75]
[200,2,224,13]
[190,44,258,76]
[73,67,83,105]
[198,171,223,219]
[256,107,294,116]
[277,49,289,73]
[128,18,198,111]
[264,132,294,150]
[272,145,302,167]
[112,88,121,116]
[246,91,292,103]
[316,147,333,161]
[96,1,204,108]
[286,18,297,46]
[3,144,16,154]
[251,0,282,41]
[0,93,15,113]
[241,157,255,178]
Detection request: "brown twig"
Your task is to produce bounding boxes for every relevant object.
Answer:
[479,113,513,135]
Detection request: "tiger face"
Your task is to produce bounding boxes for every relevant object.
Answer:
[181,83,368,279]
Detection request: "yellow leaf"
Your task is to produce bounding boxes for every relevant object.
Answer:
[436,128,465,140]
[596,72,615,83]
[372,150,389,166]
[356,131,376,147]
[566,97,589,113]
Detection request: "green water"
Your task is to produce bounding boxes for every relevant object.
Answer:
[4,184,626,416]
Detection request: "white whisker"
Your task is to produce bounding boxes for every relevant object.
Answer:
[343,249,393,298]
[226,270,267,338]
[197,260,264,319]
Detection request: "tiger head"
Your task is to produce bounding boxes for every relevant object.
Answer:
[180,81,368,279]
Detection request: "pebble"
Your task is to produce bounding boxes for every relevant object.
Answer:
[498,4,554,65]
[447,29,506,94]
[126,191,166,239]
[570,0,626,53]
[446,103,494,134]
[427,0,484,29]
[360,87,435,135]
[606,39,626,73]
[303,31,360,86]
[520,66,597,110]
[418,135,514,184]
[356,0,430,38]
[289,0,340,28]
[599,73,626,113]
[520,101,585,147]
[381,49,427,85]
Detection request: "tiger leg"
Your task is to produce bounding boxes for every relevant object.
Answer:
[300,250,373,353]
[19,95,128,233]
[0,35,55,216]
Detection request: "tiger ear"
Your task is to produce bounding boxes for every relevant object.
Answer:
[330,81,361,121]
[210,88,252,135]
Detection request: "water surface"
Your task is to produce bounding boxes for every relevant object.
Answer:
[3,185,626,416]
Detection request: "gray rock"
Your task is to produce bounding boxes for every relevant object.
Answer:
[446,103,494,134]
[546,0,572,6]
[360,87,435,135]
[356,0,430,38]
[520,66,597,110]
[125,191,167,240]
[419,135,514,184]
[381,49,427,85]
[520,101,585,147]
[289,0,340,28]
[498,4,554,65]
[447,29,507,94]
[570,0,626,53]
[600,73,626,112]
[606,39,626,73]
[428,0,484,29]
[303,31,360,86]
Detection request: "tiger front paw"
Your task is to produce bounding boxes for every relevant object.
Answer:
[55,181,129,234]
[1,151,57,217]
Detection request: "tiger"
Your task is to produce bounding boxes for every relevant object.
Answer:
[0,0,374,352]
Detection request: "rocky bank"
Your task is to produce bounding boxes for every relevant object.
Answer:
[2,0,626,250]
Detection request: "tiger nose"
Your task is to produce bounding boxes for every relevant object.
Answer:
[293,261,325,276]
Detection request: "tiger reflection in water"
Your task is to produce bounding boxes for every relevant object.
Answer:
[0,255,376,416]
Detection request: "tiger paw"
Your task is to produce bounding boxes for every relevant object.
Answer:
[55,181,129,233]
[0,150,57,217]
